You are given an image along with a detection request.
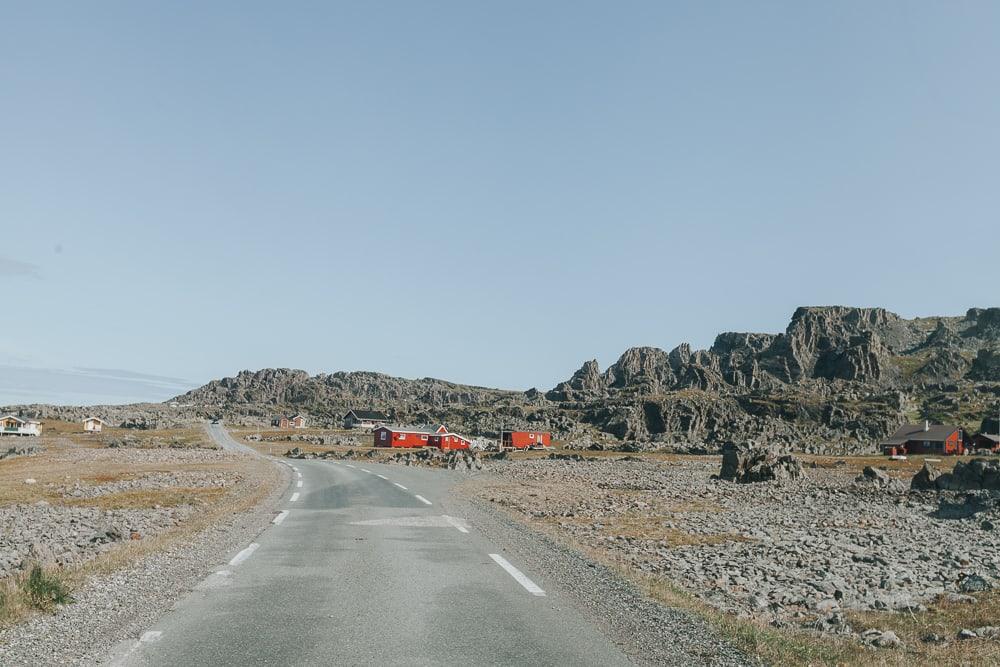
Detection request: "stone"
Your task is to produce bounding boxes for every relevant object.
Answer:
[958,574,992,593]
[958,628,978,640]
[910,463,941,491]
[719,443,803,484]
[874,630,903,649]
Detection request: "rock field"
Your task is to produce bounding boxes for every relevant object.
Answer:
[0,447,247,582]
[481,456,1000,639]
[0,503,190,579]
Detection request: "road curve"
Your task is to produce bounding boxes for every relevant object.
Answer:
[108,428,633,666]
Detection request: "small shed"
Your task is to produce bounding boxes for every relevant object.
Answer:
[971,433,1000,453]
[502,430,552,449]
[83,417,105,433]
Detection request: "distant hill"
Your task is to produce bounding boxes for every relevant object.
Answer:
[174,306,1000,454]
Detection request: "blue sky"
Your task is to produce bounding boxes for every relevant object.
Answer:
[2,2,998,405]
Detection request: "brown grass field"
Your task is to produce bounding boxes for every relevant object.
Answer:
[0,420,279,629]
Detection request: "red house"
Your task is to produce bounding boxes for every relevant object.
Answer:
[374,426,433,448]
[502,430,551,449]
[880,422,964,456]
[428,431,472,450]
[272,414,306,429]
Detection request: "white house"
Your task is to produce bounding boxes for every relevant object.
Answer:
[0,415,41,436]
[83,417,105,433]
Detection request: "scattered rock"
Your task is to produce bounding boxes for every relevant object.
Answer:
[958,573,992,593]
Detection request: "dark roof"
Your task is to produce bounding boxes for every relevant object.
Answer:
[882,423,961,445]
[974,433,1000,444]
[346,409,390,421]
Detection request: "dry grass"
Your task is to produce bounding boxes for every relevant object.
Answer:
[62,486,227,510]
[0,422,281,630]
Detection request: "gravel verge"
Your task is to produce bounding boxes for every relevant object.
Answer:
[444,479,756,667]
[0,459,290,666]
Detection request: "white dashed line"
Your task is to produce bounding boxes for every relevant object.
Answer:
[443,515,470,533]
[394,483,408,490]
[489,554,546,596]
[414,494,432,505]
[290,492,300,502]
[345,464,356,469]
[272,511,289,525]
[376,474,388,480]
[360,468,372,473]
[229,543,259,566]
[140,631,163,643]
[297,471,302,478]
[296,480,303,488]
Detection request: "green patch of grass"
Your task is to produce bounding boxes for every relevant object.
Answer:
[22,565,73,611]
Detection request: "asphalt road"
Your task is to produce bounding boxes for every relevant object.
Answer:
[108,429,633,666]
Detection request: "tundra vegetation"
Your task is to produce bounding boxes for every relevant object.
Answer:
[0,421,276,629]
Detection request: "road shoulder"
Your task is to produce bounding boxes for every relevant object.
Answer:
[0,455,290,666]
[445,482,755,667]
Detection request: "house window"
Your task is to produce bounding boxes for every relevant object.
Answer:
[421,434,428,441]
[529,433,535,439]
[380,431,387,441]
[399,433,406,441]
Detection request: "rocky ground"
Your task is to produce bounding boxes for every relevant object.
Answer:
[474,454,1000,659]
[0,424,281,664]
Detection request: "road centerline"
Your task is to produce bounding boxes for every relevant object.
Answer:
[290,492,300,502]
[414,494,432,505]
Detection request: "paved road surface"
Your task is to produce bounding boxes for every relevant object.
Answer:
[108,427,632,666]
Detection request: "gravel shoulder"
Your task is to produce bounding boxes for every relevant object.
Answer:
[444,475,756,667]
[0,453,289,665]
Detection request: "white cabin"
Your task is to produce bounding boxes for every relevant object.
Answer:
[83,417,105,433]
[0,415,41,436]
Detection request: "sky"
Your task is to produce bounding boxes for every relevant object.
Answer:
[2,1,999,405]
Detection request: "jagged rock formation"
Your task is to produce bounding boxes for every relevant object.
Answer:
[155,305,1000,454]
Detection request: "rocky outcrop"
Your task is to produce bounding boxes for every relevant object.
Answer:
[718,443,803,484]
[148,304,1000,454]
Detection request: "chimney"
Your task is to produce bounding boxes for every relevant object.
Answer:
[924,420,930,432]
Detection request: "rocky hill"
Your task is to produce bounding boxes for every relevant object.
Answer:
[170,306,1000,454]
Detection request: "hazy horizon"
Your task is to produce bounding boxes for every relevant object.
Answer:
[3,2,999,405]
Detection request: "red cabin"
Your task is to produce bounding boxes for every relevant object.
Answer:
[502,430,551,449]
[373,426,434,448]
[428,432,472,450]
[880,422,964,456]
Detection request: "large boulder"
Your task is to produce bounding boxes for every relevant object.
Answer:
[912,459,1000,491]
[719,442,804,484]
[910,462,942,490]
[939,459,1000,491]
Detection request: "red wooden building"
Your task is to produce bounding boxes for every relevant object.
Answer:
[880,422,964,456]
[429,431,472,450]
[373,424,472,450]
[273,414,306,429]
[502,430,552,449]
